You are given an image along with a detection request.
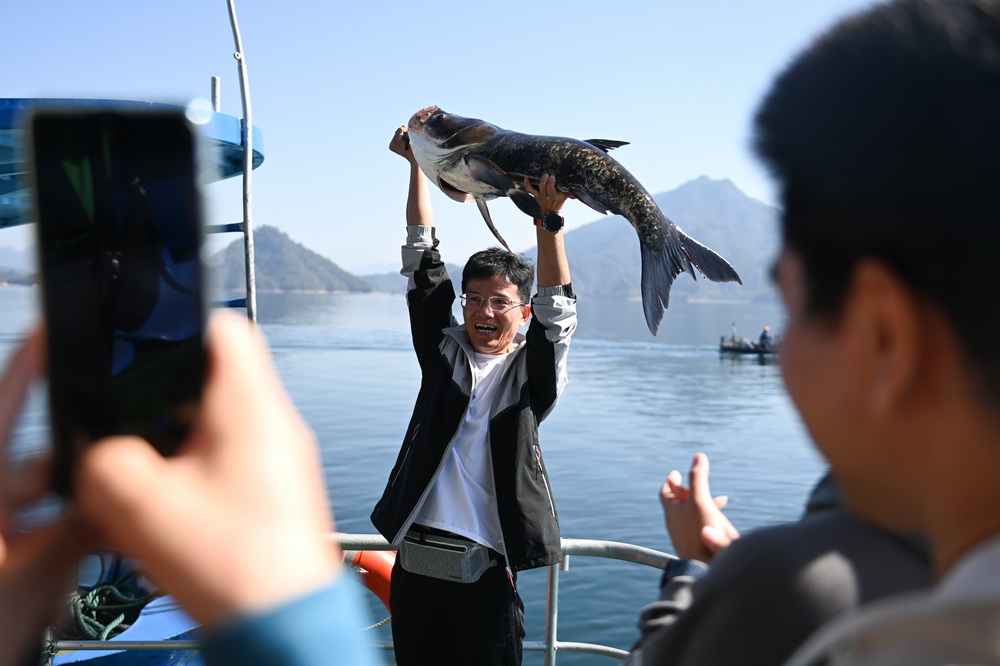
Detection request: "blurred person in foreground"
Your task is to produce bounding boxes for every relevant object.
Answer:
[0,313,381,666]
[757,0,1000,663]
[625,0,1000,661]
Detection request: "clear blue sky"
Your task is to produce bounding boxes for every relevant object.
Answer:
[5,0,876,273]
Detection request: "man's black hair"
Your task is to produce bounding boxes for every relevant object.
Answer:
[753,0,1000,398]
[462,247,534,304]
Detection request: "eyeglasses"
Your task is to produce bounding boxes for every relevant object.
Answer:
[460,293,528,313]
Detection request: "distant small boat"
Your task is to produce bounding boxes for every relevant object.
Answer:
[719,324,779,355]
[719,335,779,354]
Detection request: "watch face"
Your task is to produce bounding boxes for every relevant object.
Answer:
[543,212,564,232]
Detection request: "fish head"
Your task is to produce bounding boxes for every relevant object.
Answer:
[406,107,502,203]
[407,106,500,150]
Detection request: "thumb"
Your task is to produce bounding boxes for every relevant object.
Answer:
[701,525,729,556]
[75,436,172,536]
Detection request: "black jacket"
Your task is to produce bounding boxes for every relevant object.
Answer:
[370,226,577,572]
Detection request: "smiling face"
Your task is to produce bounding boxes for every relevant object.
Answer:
[462,275,531,355]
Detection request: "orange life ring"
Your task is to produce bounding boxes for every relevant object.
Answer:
[350,549,394,612]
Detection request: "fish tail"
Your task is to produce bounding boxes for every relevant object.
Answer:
[675,227,742,285]
[640,227,741,335]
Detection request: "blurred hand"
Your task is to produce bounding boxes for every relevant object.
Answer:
[75,312,341,628]
[389,125,416,164]
[0,332,93,665]
[523,174,573,216]
[661,452,740,561]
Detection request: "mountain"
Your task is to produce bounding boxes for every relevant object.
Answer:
[0,246,33,273]
[210,225,374,293]
[0,179,781,300]
[0,268,34,286]
[360,263,465,294]
[527,176,781,304]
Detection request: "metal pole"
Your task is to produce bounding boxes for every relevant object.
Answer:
[226,0,256,322]
[211,76,221,112]
[544,562,561,666]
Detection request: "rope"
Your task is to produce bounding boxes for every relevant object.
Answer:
[59,573,159,641]
[360,616,392,632]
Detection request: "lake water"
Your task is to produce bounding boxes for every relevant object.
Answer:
[0,286,823,665]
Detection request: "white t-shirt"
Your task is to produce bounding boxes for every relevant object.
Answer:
[415,350,513,553]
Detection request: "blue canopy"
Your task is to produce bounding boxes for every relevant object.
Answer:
[0,98,264,228]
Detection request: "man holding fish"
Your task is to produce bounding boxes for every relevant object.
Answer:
[370,124,577,664]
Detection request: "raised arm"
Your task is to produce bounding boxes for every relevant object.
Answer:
[389,125,434,228]
[524,175,571,287]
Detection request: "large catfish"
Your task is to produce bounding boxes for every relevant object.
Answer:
[406,106,741,335]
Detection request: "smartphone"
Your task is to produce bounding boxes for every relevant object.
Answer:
[28,108,208,496]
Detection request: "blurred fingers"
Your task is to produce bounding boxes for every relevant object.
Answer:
[75,435,169,538]
[688,452,714,503]
[0,513,94,660]
[0,331,41,456]
[4,456,53,509]
[701,525,725,555]
[199,313,309,462]
[662,469,687,503]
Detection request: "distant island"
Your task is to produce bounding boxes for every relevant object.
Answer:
[210,225,374,294]
[0,177,782,304]
[0,268,33,287]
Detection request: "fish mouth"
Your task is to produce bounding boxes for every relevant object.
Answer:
[408,106,440,132]
[438,178,471,201]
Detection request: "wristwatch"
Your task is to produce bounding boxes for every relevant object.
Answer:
[534,211,565,232]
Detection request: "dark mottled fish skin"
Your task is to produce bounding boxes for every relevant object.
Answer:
[411,109,742,335]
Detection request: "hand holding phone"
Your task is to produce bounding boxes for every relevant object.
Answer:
[29,108,208,496]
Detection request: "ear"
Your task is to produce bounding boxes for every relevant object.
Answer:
[851,260,923,416]
[520,304,532,325]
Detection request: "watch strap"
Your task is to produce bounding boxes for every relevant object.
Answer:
[660,558,709,586]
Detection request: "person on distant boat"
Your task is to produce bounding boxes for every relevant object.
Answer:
[0,314,382,666]
[759,325,773,349]
[371,126,577,666]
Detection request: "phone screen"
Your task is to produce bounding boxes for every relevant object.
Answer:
[29,109,207,495]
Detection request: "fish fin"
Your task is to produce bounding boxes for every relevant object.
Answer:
[584,139,630,153]
[462,154,515,192]
[639,243,681,335]
[675,226,742,285]
[509,189,544,219]
[639,225,742,335]
[570,188,613,216]
[474,195,513,252]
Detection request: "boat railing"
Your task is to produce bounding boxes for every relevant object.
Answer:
[338,534,674,664]
[45,534,674,665]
